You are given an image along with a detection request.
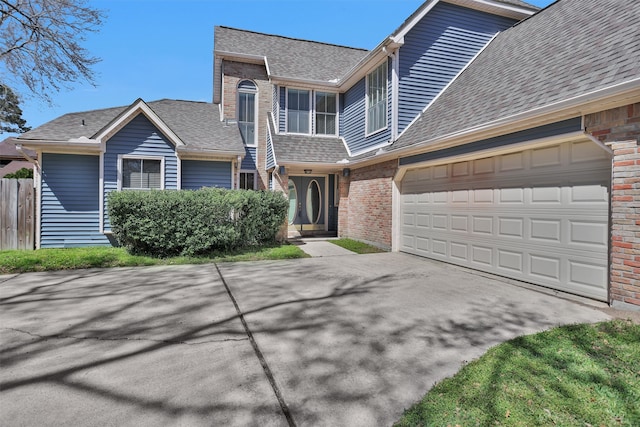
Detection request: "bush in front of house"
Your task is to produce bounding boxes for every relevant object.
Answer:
[107,188,288,257]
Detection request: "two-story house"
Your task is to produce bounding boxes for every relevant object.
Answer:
[12,0,640,310]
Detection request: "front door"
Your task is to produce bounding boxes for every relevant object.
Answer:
[288,176,325,233]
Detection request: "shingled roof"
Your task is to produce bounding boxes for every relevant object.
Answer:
[18,99,245,154]
[214,26,368,83]
[272,134,349,164]
[392,0,640,152]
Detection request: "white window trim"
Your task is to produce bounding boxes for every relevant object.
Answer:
[285,87,312,135]
[284,88,340,136]
[237,80,258,147]
[117,154,165,191]
[365,60,389,137]
[314,91,339,136]
[239,169,258,190]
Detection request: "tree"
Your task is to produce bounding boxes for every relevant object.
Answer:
[0,0,105,103]
[0,83,30,133]
[3,166,33,178]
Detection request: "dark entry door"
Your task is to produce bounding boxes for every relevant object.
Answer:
[288,176,325,232]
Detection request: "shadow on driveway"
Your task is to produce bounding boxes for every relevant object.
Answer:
[1,254,610,426]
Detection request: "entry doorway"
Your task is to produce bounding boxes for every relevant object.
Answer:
[288,176,326,234]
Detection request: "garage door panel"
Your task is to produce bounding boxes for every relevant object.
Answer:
[570,221,608,247]
[399,140,611,301]
[530,219,561,242]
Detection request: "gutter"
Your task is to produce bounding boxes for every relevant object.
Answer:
[15,144,40,169]
[345,77,640,169]
[12,138,102,153]
[176,146,245,158]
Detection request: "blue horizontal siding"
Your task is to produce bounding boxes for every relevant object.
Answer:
[40,153,110,248]
[279,87,286,133]
[399,117,583,166]
[241,146,257,170]
[273,84,279,129]
[181,160,232,189]
[340,57,392,154]
[398,2,517,133]
[266,130,275,169]
[103,113,178,231]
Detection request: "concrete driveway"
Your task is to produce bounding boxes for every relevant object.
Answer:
[0,253,610,426]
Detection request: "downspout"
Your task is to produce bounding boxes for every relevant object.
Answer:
[391,48,400,142]
[235,155,242,189]
[382,45,400,143]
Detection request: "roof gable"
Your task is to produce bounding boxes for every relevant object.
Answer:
[95,99,184,147]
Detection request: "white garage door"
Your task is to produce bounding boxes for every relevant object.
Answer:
[400,140,611,301]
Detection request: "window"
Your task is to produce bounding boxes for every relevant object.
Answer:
[366,61,388,134]
[121,158,162,189]
[239,171,256,190]
[315,92,337,135]
[238,80,257,145]
[287,89,310,133]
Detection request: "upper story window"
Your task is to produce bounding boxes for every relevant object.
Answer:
[315,92,337,135]
[120,157,163,190]
[238,80,257,146]
[366,61,388,135]
[287,88,310,134]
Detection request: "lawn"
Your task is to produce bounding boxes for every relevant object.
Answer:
[329,238,386,254]
[395,320,640,427]
[0,244,308,274]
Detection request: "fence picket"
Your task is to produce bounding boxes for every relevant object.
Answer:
[0,178,35,250]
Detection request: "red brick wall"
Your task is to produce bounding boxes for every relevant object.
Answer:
[339,160,397,249]
[585,103,640,308]
[222,60,270,190]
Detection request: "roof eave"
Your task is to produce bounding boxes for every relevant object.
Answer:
[348,78,640,168]
[12,138,102,154]
[269,75,341,90]
[444,0,538,21]
[177,146,246,160]
[278,160,345,173]
[338,38,403,90]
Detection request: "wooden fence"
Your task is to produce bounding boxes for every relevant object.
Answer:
[0,178,35,250]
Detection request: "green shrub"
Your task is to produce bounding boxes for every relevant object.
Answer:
[3,167,33,179]
[107,188,287,257]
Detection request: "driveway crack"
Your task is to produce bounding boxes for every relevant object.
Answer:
[1,327,248,345]
[214,263,297,427]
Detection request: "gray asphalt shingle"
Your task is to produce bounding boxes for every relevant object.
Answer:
[392,0,640,152]
[214,26,368,82]
[18,100,245,154]
[272,134,349,164]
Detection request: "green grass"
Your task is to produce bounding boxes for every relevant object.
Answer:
[329,238,386,254]
[0,244,309,274]
[395,320,640,427]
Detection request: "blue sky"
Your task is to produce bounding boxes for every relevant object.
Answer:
[13,0,554,132]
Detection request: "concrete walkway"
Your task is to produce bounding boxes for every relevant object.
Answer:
[0,254,612,426]
[289,238,357,257]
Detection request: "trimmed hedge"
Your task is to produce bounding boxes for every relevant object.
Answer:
[107,188,288,257]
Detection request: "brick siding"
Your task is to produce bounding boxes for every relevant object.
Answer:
[222,60,271,190]
[339,160,397,249]
[586,103,640,308]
